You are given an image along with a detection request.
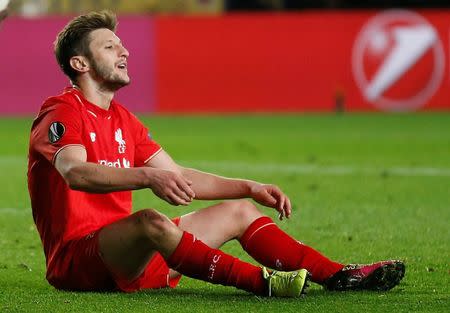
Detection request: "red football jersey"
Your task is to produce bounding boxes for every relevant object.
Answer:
[27,87,161,275]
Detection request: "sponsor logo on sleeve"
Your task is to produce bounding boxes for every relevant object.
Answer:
[48,122,65,143]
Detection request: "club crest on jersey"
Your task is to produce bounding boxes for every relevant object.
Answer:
[48,122,65,143]
[115,128,126,154]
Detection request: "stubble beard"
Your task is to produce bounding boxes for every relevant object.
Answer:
[91,59,130,91]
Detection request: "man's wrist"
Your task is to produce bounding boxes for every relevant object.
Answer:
[246,180,261,198]
[140,167,155,188]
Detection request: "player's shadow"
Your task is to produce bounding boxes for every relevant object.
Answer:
[139,287,257,299]
[132,286,340,301]
[133,286,405,301]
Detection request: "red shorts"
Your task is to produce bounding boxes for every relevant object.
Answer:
[47,218,182,292]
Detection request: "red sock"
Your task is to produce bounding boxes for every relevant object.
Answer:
[240,216,343,283]
[166,231,266,295]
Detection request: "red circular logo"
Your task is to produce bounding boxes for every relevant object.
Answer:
[352,10,445,112]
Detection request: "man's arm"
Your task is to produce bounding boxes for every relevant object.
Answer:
[146,150,292,219]
[54,145,195,205]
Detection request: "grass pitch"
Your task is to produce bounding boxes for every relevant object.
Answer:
[0,113,449,312]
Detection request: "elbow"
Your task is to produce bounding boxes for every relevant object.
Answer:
[67,181,84,191]
[61,168,85,191]
[65,178,83,191]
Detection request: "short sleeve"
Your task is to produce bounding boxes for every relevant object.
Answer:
[131,115,161,167]
[30,102,84,164]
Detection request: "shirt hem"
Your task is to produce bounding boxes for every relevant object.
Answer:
[143,147,163,165]
[52,144,86,165]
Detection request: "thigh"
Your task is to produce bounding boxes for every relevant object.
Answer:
[98,209,182,283]
[178,200,263,249]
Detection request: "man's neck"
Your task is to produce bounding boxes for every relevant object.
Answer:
[73,80,114,110]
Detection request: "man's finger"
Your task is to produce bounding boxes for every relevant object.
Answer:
[273,193,284,220]
[177,178,196,199]
[172,181,192,202]
[168,192,190,206]
[162,195,176,206]
[278,195,285,212]
[264,189,278,206]
[177,186,195,202]
[285,197,292,218]
[172,182,193,203]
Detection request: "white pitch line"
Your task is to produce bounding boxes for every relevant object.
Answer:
[0,156,26,165]
[0,156,449,177]
[181,160,450,178]
[0,207,29,214]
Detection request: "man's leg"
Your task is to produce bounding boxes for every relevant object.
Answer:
[98,208,267,295]
[178,200,343,283]
[178,199,263,249]
[98,209,182,281]
[179,199,405,290]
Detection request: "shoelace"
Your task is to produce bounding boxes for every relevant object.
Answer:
[269,271,297,297]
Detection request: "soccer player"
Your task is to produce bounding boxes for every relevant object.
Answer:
[28,11,405,296]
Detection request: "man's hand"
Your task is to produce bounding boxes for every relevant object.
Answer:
[250,183,292,220]
[147,168,196,206]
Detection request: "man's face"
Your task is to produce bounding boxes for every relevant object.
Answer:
[87,28,130,90]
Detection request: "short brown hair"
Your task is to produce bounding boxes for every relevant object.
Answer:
[54,10,117,83]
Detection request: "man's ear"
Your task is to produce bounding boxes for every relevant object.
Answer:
[69,56,90,74]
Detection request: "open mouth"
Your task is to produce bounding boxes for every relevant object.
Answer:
[117,62,127,70]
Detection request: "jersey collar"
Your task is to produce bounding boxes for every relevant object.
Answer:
[64,86,115,119]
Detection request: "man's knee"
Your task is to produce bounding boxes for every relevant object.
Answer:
[132,209,175,241]
[227,199,263,224]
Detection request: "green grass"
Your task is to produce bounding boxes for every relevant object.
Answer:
[0,113,449,312]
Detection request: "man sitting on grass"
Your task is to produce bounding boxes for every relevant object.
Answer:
[27,10,405,297]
